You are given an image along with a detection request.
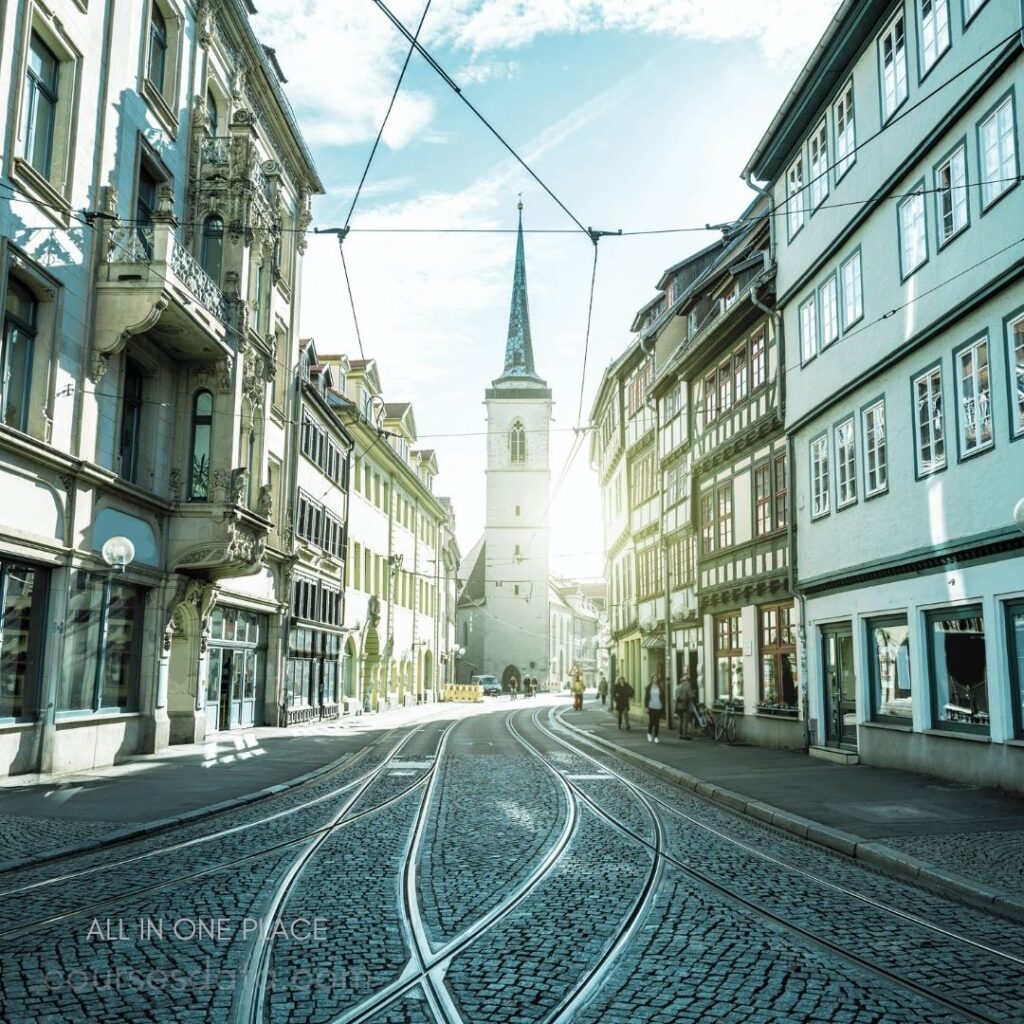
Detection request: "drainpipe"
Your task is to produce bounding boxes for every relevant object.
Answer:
[750,276,810,750]
[742,171,775,264]
[640,329,673,727]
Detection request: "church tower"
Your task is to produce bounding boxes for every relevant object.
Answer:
[482,203,552,686]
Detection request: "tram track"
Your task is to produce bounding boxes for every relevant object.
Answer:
[327,712,581,1024]
[0,722,447,944]
[537,705,1024,1024]
[233,720,460,1024]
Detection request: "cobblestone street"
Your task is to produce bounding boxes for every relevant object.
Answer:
[1,700,1022,1024]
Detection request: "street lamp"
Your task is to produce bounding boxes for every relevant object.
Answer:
[101,536,136,573]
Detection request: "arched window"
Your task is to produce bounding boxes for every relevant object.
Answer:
[147,3,168,91]
[188,390,213,501]
[206,88,218,134]
[510,420,526,463]
[200,215,223,283]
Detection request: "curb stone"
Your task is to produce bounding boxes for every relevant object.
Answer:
[0,741,379,876]
[557,712,1024,926]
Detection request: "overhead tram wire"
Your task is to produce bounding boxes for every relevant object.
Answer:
[343,0,434,233]
[370,0,593,239]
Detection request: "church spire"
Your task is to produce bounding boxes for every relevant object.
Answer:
[500,200,543,383]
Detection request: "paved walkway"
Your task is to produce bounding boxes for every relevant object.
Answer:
[0,702,452,869]
[562,700,1024,915]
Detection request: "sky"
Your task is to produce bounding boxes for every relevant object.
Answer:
[251,0,842,581]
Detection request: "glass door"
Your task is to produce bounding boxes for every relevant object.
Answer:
[822,626,857,749]
[205,648,222,732]
[239,650,257,727]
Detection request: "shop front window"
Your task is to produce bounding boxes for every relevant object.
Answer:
[59,572,143,712]
[715,613,743,704]
[927,607,988,732]
[759,604,797,716]
[1008,602,1024,739]
[0,563,45,719]
[869,617,912,721]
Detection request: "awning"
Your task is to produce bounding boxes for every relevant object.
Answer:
[641,635,665,649]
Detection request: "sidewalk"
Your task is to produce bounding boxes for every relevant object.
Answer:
[0,702,449,872]
[561,701,1024,921]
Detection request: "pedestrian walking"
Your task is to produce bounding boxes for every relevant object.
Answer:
[644,673,665,743]
[570,670,585,711]
[612,675,633,730]
[509,674,519,700]
[597,675,609,706]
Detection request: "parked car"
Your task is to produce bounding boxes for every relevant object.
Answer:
[472,674,502,696]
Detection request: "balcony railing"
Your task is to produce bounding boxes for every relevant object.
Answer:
[105,224,228,321]
[170,238,229,320]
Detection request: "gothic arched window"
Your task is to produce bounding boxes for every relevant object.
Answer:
[510,420,526,463]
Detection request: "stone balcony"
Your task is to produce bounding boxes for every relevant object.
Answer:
[168,468,272,579]
[93,212,233,374]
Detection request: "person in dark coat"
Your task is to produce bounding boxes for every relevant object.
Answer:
[597,675,609,706]
[509,674,519,700]
[675,674,697,739]
[612,676,634,730]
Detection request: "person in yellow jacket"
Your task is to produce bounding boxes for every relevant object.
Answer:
[570,671,585,711]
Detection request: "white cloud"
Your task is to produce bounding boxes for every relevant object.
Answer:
[253,0,841,149]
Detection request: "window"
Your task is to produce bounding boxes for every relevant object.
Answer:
[840,251,863,330]
[787,155,805,238]
[1,278,37,433]
[964,0,987,20]
[22,33,59,178]
[188,391,212,500]
[820,276,839,349]
[799,296,817,364]
[626,361,652,416]
[200,216,224,284]
[898,187,928,277]
[206,87,218,133]
[0,561,46,720]
[717,361,732,414]
[630,452,656,506]
[880,13,908,120]
[701,492,714,554]
[835,418,857,508]
[1009,601,1024,738]
[810,434,830,518]
[510,420,526,463]
[147,2,168,91]
[935,145,968,245]
[119,360,144,483]
[869,618,912,721]
[59,573,144,712]
[914,365,946,475]
[754,463,772,536]
[751,329,766,390]
[955,335,992,456]
[774,451,788,529]
[733,349,748,403]
[1008,313,1024,438]
[759,605,797,715]
[714,614,743,703]
[919,0,950,73]
[716,484,733,549]
[833,81,856,181]
[703,372,718,425]
[809,119,829,209]
[979,96,1018,209]
[928,607,989,732]
[862,400,887,496]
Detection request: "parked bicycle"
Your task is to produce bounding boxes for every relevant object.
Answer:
[713,700,740,744]
[690,701,716,739]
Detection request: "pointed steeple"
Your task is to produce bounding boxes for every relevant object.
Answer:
[499,201,544,384]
